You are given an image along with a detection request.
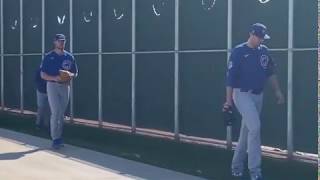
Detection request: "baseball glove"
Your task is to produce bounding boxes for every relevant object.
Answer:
[222,105,235,126]
[59,69,73,82]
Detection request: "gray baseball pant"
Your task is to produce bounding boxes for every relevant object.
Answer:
[231,88,263,177]
[47,82,70,140]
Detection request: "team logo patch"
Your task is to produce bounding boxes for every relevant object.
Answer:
[62,59,72,70]
[260,55,269,69]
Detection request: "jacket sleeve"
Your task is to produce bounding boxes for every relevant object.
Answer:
[226,48,241,87]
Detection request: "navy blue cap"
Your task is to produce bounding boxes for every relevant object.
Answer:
[249,23,270,39]
[54,34,66,41]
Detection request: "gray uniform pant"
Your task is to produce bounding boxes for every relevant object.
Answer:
[231,88,263,177]
[36,90,50,127]
[47,82,70,140]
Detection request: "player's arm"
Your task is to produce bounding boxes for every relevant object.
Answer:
[40,54,61,82]
[224,49,241,108]
[266,55,285,104]
[269,74,284,104]
[225,86,233,107]
[69,55,78,78]
[269,75,280,92]
[40,71,60,82]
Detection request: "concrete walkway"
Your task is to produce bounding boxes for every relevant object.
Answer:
[0,128,206,180]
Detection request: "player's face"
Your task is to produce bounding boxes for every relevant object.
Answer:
[54,39,66,50]
[250,34,264,47]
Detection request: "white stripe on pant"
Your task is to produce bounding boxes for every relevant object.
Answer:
[231,88,263,177]
[47,82,70,140]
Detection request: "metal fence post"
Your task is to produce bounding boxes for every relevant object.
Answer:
[287,0,294,158]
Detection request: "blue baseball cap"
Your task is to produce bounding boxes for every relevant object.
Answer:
[249,23,270,39]
[54,34,66,41]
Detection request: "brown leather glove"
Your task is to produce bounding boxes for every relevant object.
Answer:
[59,69,73,82]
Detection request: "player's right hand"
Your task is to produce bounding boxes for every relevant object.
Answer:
[222,102,232,112]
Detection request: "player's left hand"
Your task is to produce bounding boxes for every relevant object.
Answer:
[59,69,74,83]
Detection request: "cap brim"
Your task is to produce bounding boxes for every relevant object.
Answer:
[264,34,271,39]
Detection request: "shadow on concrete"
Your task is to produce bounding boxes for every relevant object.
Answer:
[0,148,42,160]
[0,128,205,180]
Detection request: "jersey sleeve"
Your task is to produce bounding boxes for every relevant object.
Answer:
[226,48,241,87]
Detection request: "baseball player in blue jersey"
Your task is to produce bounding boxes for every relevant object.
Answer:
[35,68,50,130]
[224,23,285,180]
[40,34,78,149]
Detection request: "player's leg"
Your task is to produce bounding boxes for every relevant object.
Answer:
[36,90,47,128]
[231,89,251,176]
[47,82,62,142]
[56,84,70,141]
[249,93,264,180]
[252,93,263,114]
[231,121,249,176]
[240,93,262,179]
[43,93,51,131]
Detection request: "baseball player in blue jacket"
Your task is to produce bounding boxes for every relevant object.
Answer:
[40,34,78,149]
[224,23,285,180]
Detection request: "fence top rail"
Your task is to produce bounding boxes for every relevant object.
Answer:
[0,48,317,57]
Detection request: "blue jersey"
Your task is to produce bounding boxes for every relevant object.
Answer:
[35,68,47,93]
[41,50,78,77]
[226,42,275,92]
